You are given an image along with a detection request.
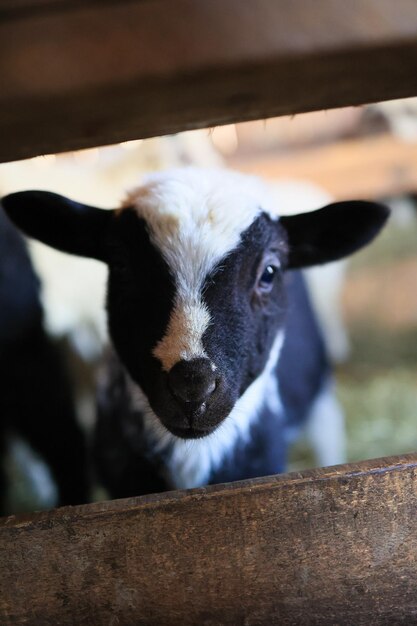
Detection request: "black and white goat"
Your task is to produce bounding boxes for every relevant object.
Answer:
[2,169,389,499]
[0,205,88,512]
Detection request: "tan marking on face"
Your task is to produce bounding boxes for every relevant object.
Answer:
[153,299,210,371]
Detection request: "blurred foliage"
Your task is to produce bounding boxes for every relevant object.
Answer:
[339,368,417,461]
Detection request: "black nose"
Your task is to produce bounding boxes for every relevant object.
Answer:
[168,358,217,405]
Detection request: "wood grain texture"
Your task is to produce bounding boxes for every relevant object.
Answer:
[1,454,416,625]
[229,134,417,202]
[2,0,417,162]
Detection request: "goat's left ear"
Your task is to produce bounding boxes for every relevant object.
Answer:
[280,201,390,269]
[1,191,114,262]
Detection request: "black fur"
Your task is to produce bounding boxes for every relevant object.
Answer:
[213,271,329,483]
[2,191,112,261]
[0,207,89,512]
[201,214,287,401]
[105,209,176,420]
[278,270,330,432]
[95,353,169,498]
[281,201,390,268]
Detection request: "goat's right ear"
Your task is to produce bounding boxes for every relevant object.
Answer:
[280,200,390,269]
[1,191,114,262]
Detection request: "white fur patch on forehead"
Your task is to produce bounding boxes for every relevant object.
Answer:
[123,168,278,371]
[124,168,278,259]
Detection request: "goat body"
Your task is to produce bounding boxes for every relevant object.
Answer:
[2,169,389,500]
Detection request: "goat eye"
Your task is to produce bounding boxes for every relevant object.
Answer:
[258,265,277,290]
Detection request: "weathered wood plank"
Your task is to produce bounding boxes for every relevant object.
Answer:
[229,134,417,201]
[2,0,417,162]
[1,454,416,625]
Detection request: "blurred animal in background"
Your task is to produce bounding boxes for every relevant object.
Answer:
[0,206,88,513]
[2,168,389,499]
[367,97,417,142]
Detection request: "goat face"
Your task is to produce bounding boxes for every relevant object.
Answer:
[2,168,389,440]
[106,205,288,439]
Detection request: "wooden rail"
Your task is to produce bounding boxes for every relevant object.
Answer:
[229,134,417,201]
[2,0,417,162]
[1,454,416,625]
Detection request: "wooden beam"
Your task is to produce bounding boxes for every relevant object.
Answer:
[228,134,417,201]
[2,0,417,162]
[1,454,416,624]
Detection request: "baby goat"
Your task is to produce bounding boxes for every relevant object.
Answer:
[2,169,389,499]
[0,205,88,511]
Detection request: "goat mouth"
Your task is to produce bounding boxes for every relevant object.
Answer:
[168,425,215,440]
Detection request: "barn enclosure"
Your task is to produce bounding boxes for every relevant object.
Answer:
[0,1,416,624]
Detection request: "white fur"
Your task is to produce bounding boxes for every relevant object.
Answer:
[305,382,346,467]
[29,242,108,360]
[304,262,350,363]
[124,168,279,371]
[7,437,58,510]
[267,179,331,216]
[131,331,284,489]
